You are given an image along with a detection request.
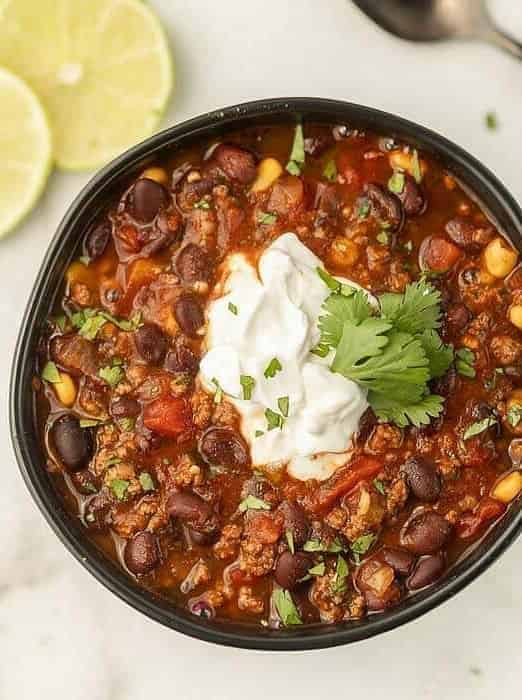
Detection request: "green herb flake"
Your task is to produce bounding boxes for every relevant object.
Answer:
[286,530,295,554]
[507,405,522,428]
[316,266,341,293]
[255,430,265,438]
[79,314,107,341]
[351,534,376,559]
[258,212,277,226]
[194,198,210,210]
[79,418,102,428]
[286,124,305,176]
[357,199,371,219]
[303,538,345,553]
[331,554,349,593]
[240,375,256,400]
[110,479,130,501]
[411,149,422,183]
[264,357,282,379]
[118,417,135,432]
[308,562,326,577]
[463,416,497,441]
[139,472,155,491]
[265,407,284,431]
[211,377,223,404]
[310,343,330,358]
[323,159,337,182]
[105,456,122,467]
[456,347,476,379]
[228,302,238,315]
[485,112,498,131]
[376,230,390,245]
[277,396,289,418]
[99,364,124,387]
[373,479,386,496]
[41,361,62,384]
[388,171,405,194]
[272,588,302,626]
[239,495,271,513]
[99,310,142,332]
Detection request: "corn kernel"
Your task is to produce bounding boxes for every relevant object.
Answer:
[492,470,522,503]
[141,167,169,186]
[250,158,283,193]
[54,372,77,407]
[509,305,522,330]
[483,237,518,278]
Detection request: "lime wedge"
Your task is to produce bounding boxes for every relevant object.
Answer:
[0,0,174,171]
[0,67,52,238]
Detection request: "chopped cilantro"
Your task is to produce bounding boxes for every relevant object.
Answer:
[351,534,376,562]
[272,589,302,626]
[507,405,522,428]
[485,112,498,131]
[331,555,349,594]
[211,377,223,404]
[376,230,390,245]
[41,361,61,384]
[99,364,124,387]
[258,212,277,225]
[357,199,371,219]
[265,407,284,431]
[286,124,305,176]
[239,495,271,513]
[110,479,130,501]
[255,430,264,438]
[54,314,67,332]
[264,357,282,379]
[78,314,107,340]
[308,562,326,577]
[277,396,289,418]
[323,159,337,182]
[456,347,476,378]
[228,302,238,315]
[411,149,422,183]
[373,479,386,496]
[286,530,295,554]
[303,538,345,553]
[463,417,497,440]
[194,198,210,210]
[105,456,122,467]
[388,172,405,194]
[139,472,155,491]
[240,374,255,400]
[118,417,135,432]
[79,418,102,428]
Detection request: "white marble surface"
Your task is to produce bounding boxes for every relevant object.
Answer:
[1,1,521,697]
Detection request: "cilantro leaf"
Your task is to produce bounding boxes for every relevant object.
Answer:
[463,417,497,440]
[78,314,107,341]
[369,392,444,428]
[139,472,155,491]
[419,330,454,378]
[272,589,302,626]
[99,365,124,387]
[318,290,373,349]
[110,479,130,501]
[264,357,282,379]
[286,124,305,176]
[323,159,337,182]
[240,374,255,400]
[379,280,442,335]
[239,495,271,513]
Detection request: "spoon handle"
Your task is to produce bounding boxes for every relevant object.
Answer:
[481,25,522,61]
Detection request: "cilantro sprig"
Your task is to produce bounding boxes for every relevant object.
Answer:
[317,278,454,428]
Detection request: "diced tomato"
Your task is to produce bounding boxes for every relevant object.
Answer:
[419,236,461,272]
[308,456,383,513]
[143,397,192,437]
[456,497,506,539]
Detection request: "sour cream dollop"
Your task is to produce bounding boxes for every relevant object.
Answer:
[199,233,369,481]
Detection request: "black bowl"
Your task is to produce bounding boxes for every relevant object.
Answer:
[10,98,522,650]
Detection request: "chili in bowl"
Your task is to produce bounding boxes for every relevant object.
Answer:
[10,99,522,650]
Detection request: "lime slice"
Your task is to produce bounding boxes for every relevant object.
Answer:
[0,67,52,238]
[0,0,173,171]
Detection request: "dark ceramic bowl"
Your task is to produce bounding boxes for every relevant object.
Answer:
[10,98,522,650]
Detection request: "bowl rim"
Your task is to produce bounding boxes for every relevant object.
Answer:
[10,97,522,651]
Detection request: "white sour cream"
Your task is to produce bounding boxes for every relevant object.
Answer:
[199,233,369,481]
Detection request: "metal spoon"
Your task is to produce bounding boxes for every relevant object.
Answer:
[352,0,522,60]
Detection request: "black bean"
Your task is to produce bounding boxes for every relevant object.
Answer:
[199,427,250,469]
[164,344,199,376]
[167,491,216,533]
[445,217,475,250]
[407,553,445,590]
[110,396,141,420]
[365,183,404,232]
[213,143,257,184]
[123,531,159,575]
[130,178,169,222]
[278,501,310,547]
[174,295,205,337]
[175,243,213,285]
[274,551,313,590]
[85,221,111,260]
[52,414,93,472]
[398,176,426,217]
[446,303,471,331]
[400,510,453,555]
[401,457,442,502]
[134,323,168,365]
[381,547,416,576]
